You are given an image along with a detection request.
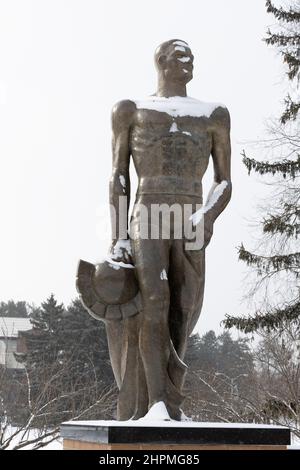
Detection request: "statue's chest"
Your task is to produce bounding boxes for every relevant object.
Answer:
[132,110,212,153]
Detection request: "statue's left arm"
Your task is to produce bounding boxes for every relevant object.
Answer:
[108,99,136,261]
[202,106,232,247]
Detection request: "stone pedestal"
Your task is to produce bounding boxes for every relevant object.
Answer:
[60,420,290,450]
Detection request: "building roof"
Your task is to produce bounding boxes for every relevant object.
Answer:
[0,317,32,338]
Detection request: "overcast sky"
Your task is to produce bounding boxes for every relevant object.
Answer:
[0,0,286,333]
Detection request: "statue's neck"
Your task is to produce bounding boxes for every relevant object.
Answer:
[155,80,187,98]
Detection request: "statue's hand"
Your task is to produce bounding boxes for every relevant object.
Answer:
[109,239,133,265]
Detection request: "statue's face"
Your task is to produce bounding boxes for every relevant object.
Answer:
[162,41,194,84]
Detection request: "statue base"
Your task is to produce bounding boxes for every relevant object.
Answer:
[60,420,290,450]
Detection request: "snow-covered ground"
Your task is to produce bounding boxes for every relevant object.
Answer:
[288,433,300,450]
[3,426,62,450]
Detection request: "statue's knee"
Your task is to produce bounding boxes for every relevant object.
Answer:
[149,292,169,308]
[141,292,170,323]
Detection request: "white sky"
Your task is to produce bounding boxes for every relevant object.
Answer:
[0,0,286,333]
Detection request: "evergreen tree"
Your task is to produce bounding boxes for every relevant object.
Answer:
[224,0,300,333]
[186,330,218,372]
[17,295,115,426]
[217,331,254,379]
[186,330,253,378]
[265,0,300,123]
[0,300,28,318]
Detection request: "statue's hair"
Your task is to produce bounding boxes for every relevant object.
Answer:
[154,39,190,69]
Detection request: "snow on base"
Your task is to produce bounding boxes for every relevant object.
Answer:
[63,419,288,429]
[289,433,300,450]
[180,410,193,422]
[138,401,172,422]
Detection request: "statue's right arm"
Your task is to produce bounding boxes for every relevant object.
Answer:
[109,100,136,254]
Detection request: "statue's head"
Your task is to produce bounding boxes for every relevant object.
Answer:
[154,39,194,84]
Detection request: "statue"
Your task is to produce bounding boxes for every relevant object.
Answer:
[77,39,231,421]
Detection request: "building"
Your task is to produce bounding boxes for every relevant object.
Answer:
[0,317,31,369]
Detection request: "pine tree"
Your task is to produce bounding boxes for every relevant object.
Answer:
[265,0,300,123]
[0,300,28,318]
[224,1,300,333]
[25,294,65,365]
[186,330,253,376]
[17,295,115,426]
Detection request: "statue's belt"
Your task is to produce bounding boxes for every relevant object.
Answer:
[137,176,203,198]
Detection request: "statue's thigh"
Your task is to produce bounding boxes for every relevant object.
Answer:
[131,237,171,298]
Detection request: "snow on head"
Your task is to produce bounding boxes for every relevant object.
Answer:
[190,180,229,226]
[174,46,186,52]
[178,57,191,63]
[173,40,190,49]
[135,96,224,119]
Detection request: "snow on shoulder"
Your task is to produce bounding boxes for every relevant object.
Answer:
[134,96,225,119]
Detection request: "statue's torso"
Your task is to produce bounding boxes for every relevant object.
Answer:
[130,97,221,199]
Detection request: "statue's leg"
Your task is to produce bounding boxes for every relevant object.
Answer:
[114,315,148,420]
[131,236,172,410]
[168,239,206,406]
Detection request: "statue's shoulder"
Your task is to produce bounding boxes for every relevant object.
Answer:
[183,97,230,124]
[208,102,230,129]
[111,100,136,130]
[111,99,137,119]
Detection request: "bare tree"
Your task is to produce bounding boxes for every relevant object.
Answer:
[184,325,300,440]
[253,323,300,438]
[0,354,116,450]
[184,367,263,424]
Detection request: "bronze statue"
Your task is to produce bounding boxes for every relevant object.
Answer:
[77,39,231,421]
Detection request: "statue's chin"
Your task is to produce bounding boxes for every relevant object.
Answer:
[165,73,193,85]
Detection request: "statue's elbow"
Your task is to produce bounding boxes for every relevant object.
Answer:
[227,180,232,197]
[226,181,232,204]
